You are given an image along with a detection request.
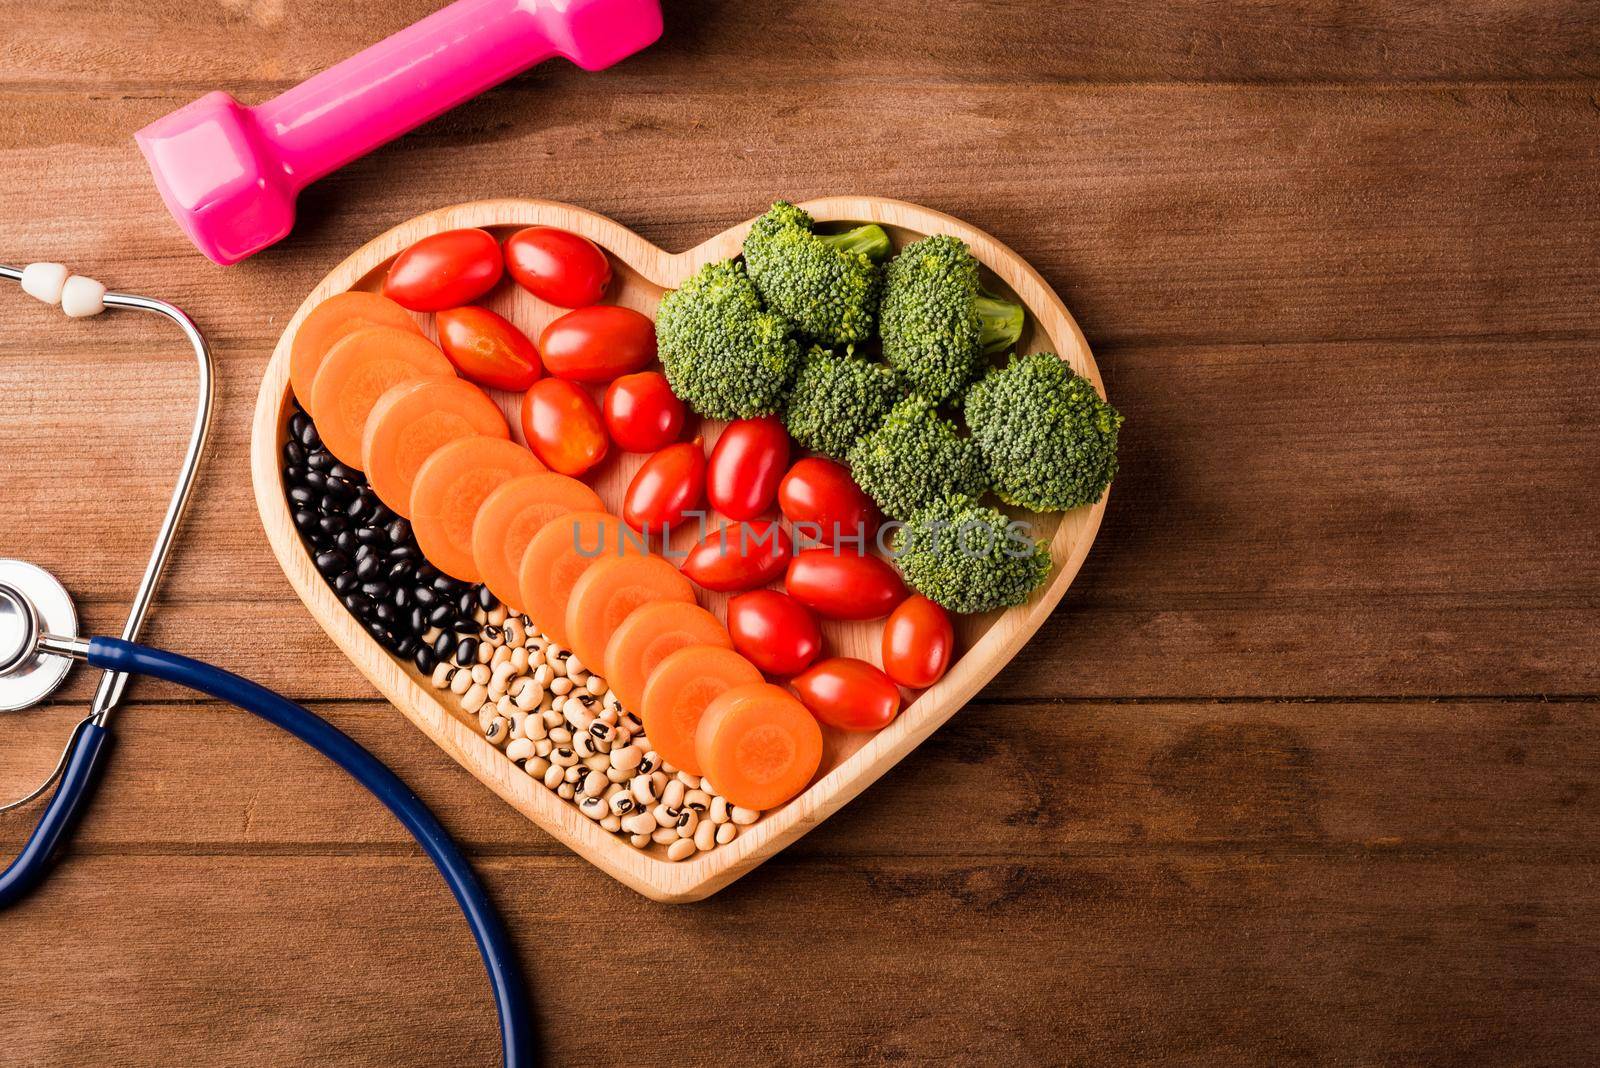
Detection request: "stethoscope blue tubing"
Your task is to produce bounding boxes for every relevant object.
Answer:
[0,636,534,1068]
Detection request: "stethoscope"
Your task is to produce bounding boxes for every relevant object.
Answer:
[0,263,533,1067]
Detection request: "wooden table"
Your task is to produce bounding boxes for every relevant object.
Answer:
[3,2,1597,1063]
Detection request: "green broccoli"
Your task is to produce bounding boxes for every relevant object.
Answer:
[846,396,988,521]
[742,201,892,345]
[964,351,1123,511]
[782,345,905,460]
[655,258,800,419]
[891,496,1052,614]
[878,234,1024,402]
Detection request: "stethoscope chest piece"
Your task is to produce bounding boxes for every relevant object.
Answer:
[0,560,78,712]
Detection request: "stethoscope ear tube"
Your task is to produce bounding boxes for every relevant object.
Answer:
[0,718,112,909]
[4,638,535,1068]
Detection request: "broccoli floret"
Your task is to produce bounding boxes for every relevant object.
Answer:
[782,345,905,460]
[656,259,800,419]
[964,351,1123,511]
[846,396,988,521]
[879,234,1024,402]
[891,496,1052,614]
[742,201,891,346]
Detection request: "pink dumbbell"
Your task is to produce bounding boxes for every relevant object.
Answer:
[135,0,663,265]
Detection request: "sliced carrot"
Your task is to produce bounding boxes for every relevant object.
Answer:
[694,682,822,810]
[362,377,509,518]
[564,554,695,671]
[309,326,455,468]
[471,473,604,614]
[638,645,763,776]
[603,602,730,715]
[290,291,421,418]
[517,511,647,645]
[409,436,545,582]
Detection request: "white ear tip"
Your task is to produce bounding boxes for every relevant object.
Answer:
[61,275,107,318]
[20,262,68,305]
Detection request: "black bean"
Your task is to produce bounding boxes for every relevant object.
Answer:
[313,550,347,575]
[302,469,328,492]
[283,440,307,467]
[355,555,382,580]
[354,526,384,545]
[387,544,420,565]
[455,637,479,665]
[365,620,389,642]
[409,607,429,634]
[284,464,306,486]
[373,603,397,625]
[305,449,333,471]
[322,479,356,503]
[456,590,476,617]
[333,572,359,594]
[293,509,318,531]
[341,592,370,615]
[344,495,369,521]
[417,563,440,584]
[298,421,321,449]
[393,585,411,609]
[328,463,359,482]
[432,574,459,593]
[394,635,417,658]
[386,518,412,544]
[432,631,455,659]
[413,586,438,607]
[316,515,347,537]
[288,486,316,507]
[414,647,437,674]
[476,585,497,611]
[387,558,415,581]
[428,603,456,627]
[289,411,310,440]
[360,580,390,600]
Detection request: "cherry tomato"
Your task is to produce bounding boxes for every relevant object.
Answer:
[382,228,503,311]
[538,306,656,382]
[519,379,607,477]
[707,416,790,521]
[604,371,686,453]
[778,457,881,547]
[785,549,907,621]
[503,226,612,308]
[790,657,902,732]
[622,442,705,535]
[435,306,542,391]
[681,519,792,592]
[881,595,955,689]
[726,590,822,676]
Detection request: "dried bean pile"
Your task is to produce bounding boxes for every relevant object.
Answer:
[282,403,493,675]
[429,606,761,860]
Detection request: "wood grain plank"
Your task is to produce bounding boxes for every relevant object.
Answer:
[7,331,1594,699]
[0,86,1597,348]
[4,699,1593,855]
[1,851,1596,1067]
[3,0,1600,88]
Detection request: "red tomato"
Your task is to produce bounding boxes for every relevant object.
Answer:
[382,229,503,312]
[778,457,881,547]
[604,371,686,453]
[538,306,656,382]
[707,416,790,521]
[519,379,607,477]
[435,306,542,391]
[881,595,955,689]
[622,442,705,534]
[726,590,822,676]
[503,226,612,308]
[785,549,907,621]
[681,519,792,592]
[790,657,902,731]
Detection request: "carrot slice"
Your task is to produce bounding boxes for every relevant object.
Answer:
[309,326,456,468]
[638,645,763,776]
[409,436,546,582]
[289,291,421,418]
[603,602,730,715]
[517,511,647,645]
[694,682,823,810]
[564,554,695,671]
[471,473,604,614]
[362,377,509,518]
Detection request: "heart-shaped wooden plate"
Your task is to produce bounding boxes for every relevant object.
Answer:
[251,197,1107,901]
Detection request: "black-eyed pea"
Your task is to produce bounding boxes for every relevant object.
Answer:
[510,647,529,673]
[608,793,637,817]
[514,682,541,711]
[629,832,651,849]
[477,643,493,665]
[662,779,687,810]
[601,814,622,833]
[666,838,696,861]
[661,761,679,775]
[495,695,515,717]
[731,805,760,825]
[573,734,598,759]
[525,755,550,779]
[463,684,489,715]
[609,744,642,773]
[586,675,607,697]
[651,826,678,845]
[549,726,573,745]
[605,767,630,784]
[565,653,586,676]
[710,797,730,824]
[629,775,656,805]
[532,664,554,688]
[534,738,554,758]
[506,737,534,763]
[675,809,699,839]
[550,676,573,696]
[577,796,607,821]
[430,662,454,688]
[676,771,702,790]
[491,645,512,667]
[580,771,606,799]
[636,751,659,776]
[583,754,610,774]
[715,823,737,845]
[685,789,711,813]
[556,782,576,800]
[541,708,563,729]
[450,670,473,696]
[484,717,510,745]
[694,818,717,851]
[489,605,508,626]
[653,803,680,829]
[470,663,492,686]
[564,764,584,784]
[504,617,525,647]
[551,747,579,768]
[621,812,656,836]
[542,763,564,790]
